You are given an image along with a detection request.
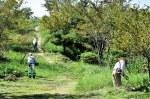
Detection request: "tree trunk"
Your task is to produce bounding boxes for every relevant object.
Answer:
[96,37,106,66]
[142,47,150,83]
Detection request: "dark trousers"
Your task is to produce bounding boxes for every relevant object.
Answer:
[33,44,37,51]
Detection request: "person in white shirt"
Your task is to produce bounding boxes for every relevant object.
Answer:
[112,57,129,87]
[33,38,38,52]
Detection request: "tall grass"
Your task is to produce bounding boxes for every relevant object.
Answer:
[0,50,68,79]
[0,51,27,77]
[39,25,63,53]
[2,50,149,98]
[67,61,150,95]
[68,62,112,91]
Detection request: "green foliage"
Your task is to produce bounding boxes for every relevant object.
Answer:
[43,42,63,53]
[0,50,150,98]
[68,62,112,91]
[61,47,80,60]
[30,18,40,29]
[0,68,24,78]
[10,44,21,52]
[124,73,150,92]
[127,56,146,73]
[69,16,83,28]
[10,43,30,52]
[80,52,98,64]
[40,25,88,60]
[41,30,63,53]
[0,64,25,79]
[41,2,90,57]
[2,0,150,97]
[77,73,112,91]
[42,0,150,67]
[135,78,149,92]
[0,51,27,79]
[110,48,127,57]
[50,30,63,45]
[0,0,33,58]
[108,48,127,65]
[8,32,36,52]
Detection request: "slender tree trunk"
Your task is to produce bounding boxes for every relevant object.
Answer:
[96,37,106,66]
[142,47,150,83]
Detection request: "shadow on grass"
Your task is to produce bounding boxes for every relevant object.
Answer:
[0,93,99,99]
[0,57,10,62]
[35,76,54,82]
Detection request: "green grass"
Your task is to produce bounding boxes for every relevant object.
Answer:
[1,50,150,99]
[0,24,150,98]
[39,26,64,53]
[0,50,73,98]
[0,77,70,98]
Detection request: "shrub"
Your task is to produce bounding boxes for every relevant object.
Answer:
[132,76,149,92]
[10,44,22,52]
[104,48,128,68]
[43,42,63,53]
[80,52,98,64]
[0,68,24,78]
[110,48,127,61]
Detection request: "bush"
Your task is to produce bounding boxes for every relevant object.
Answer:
[43,41,63,53]
[0,68,24,78]
[61,47,81,60]
[80,52,98,64]
[104,48,128,68]
[110,48,127,61]
[10,44,22,52]
[132,77,149,92]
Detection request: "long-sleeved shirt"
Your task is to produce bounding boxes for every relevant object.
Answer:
[33,38,37,45]
[113,59,127,76]
[27,56,36,64]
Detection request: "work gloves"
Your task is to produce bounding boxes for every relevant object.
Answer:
[122,73,129,80]
[124,75,129,80]
[116,68,122,73]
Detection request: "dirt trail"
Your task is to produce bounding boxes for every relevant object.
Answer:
[35,26,43,52]
[34,26,77,94]
[35,26,53,63]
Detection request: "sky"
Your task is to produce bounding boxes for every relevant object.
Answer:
[131,0,150,7]
[22,0,150,18]
[22,0,49,17]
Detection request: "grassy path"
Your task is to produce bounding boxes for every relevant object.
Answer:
[0,76,78,99]
[0,26,78,99]
[35,26,78,94]
[34,26,78,95]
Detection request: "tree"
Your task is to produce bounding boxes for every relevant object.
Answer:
[43,0,78,14]
[72,0,110,65]
[42,0,91,60]
[42,0,150,79]
[0,0,33,57]
[110,2,150,82]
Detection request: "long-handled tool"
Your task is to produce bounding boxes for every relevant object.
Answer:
[20,53,26,64]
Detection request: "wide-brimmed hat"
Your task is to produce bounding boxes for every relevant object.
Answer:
[118,57,128,64]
